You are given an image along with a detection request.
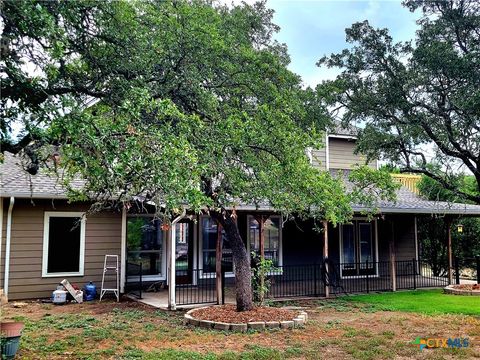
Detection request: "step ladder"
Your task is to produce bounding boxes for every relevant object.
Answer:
[100,255,119,302]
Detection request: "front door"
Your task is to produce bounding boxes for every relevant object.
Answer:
[175,220,194,284]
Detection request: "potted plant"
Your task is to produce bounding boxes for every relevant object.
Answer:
[1,321,24,359]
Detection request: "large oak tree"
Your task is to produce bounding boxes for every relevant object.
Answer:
[318,0,480,203]
[2,0,397,311]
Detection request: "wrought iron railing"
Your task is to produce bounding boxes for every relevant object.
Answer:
[173,259,452,305]
[264,264,325,299]
[175,268,217,305]
[125,262,143,299]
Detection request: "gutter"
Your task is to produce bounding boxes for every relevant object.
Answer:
[4,196,14,297]
[0,198,3,290]
[120,207,127,294]
[168,208,187,310]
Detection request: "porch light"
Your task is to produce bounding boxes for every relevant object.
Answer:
[161,223,170,231]
[457,224,464,233]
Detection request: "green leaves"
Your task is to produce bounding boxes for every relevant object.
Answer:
[318,0,480,203]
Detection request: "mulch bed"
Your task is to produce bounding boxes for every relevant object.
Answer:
[451,284,480,291]
[190,304,297,323]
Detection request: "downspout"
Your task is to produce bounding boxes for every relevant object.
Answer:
[4,197,14,297]
[168,208,186,310]
[120,207,127,294]
[0,198,3,291]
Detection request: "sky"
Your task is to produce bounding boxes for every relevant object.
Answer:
[259,0,421,87]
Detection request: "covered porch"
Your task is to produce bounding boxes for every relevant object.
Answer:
[123,204,480,309]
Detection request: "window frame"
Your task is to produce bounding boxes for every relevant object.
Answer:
[42,211,86,278]
[198,215,235,278]
[339,218,378,278]
[126,214,167,281]
[246,215,283,267]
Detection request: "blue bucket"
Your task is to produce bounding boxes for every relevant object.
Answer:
[1,336,21,359]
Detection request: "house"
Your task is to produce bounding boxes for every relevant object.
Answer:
[1,127,480,308]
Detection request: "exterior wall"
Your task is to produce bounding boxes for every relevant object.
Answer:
[0,198,6,290]
[1,199,122,300]
[392,215,417,261]
[311,148,327,170]
[328,137,376,170]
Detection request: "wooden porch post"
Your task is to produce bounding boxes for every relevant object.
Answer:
[447,217,453,285]
[215,221,223,305]
[322,220,329,298]
[168,210,186,310]
[389,220,396,292]
[167,225,177,310]
[255,215,266,304]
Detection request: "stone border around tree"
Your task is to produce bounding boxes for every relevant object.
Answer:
[184,306,308,332]
[444,285,480,296]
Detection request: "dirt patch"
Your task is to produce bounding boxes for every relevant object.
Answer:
[190,304,297,323]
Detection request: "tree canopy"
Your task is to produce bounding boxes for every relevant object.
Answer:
[2,0,398,311]
[318,0,480,204]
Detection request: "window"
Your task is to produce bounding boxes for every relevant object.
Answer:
[42,212,86,277]
[340,220,377,277]
[200,216,233,274]
[248,216,282,266]
[127,216,165,278]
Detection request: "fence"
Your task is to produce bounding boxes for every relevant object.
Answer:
[125,262,143,299]
[175,269,217,305]
[173,259,451,305]
[264,264,326,299]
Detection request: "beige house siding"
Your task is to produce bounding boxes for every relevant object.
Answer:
[311,148,327,170]
[377,215,417,261]
[0,198,6,289]
[1,199,122,300]
[393,216,417,261]
[328,138,377,170]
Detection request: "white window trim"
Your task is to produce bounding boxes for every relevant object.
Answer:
[42,211,86,278]
[126,215,167,282]
[339,218,379,278]
[246,215,283,267]
[325,133,330,170]
[198,215,235,278]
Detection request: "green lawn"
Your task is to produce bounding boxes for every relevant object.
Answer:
[338,289,480,316]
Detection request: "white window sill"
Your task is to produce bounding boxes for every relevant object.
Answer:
[42,272,84,278]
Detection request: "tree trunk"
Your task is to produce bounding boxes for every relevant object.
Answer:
[211,210,254,312]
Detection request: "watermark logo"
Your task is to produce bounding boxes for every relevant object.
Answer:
[412,337,469,351]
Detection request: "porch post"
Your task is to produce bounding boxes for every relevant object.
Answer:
[322,220,329,298]
[256,215,266,304]
[215,222,223,305]
[120,207,127,294]
[168,210,186,310]
[447,217,453,285]
[168,225,177,310]
[389,220,396,292]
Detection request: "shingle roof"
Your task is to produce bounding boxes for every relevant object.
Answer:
[352,185,480,216]
[329,121,358,137]
[2,152,480,216]
[0,152,84,199]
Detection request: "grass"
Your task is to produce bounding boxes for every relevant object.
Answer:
[2,290,479,359]
[337,289,480,316]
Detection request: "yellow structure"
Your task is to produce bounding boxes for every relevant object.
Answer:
[390,173,422,194]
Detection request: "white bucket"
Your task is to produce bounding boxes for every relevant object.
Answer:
[52,289,67,305]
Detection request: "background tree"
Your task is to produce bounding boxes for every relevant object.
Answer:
[3,0,397,311]
[417,174,480,276]
[318,0,480,204]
